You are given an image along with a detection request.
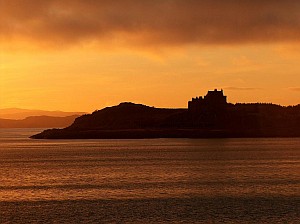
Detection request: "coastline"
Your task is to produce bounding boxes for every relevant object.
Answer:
[30,128,300,139]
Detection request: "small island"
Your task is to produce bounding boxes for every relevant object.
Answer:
[31,89,300,139]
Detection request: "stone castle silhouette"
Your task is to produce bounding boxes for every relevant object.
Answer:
[188,89,227,114]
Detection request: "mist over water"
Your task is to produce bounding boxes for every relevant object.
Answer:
[0,129,299,223]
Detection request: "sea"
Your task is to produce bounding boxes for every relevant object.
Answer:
[0,128,299,223]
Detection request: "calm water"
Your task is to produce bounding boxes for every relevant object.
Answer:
[0,129,299,223]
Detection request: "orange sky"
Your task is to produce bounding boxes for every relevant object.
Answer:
[1,0,300,112]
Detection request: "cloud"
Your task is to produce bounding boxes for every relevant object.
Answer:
[288,87,300,91]
[224,86,261,91]
[1,0,300,47]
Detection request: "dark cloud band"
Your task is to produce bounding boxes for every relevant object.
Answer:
[288,87,300,91]
[1,0,300,46]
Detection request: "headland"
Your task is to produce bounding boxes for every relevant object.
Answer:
[31,90,300,139]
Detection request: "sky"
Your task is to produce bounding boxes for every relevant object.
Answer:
[1,0,300,112]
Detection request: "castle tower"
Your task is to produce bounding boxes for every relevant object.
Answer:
[188,89,227,114]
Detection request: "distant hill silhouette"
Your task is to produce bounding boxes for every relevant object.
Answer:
[69,102,185,130]
[0,108,85,120]
[0,115,80,128]
[31,90,300,139]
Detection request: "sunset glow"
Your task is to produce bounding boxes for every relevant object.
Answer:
[1,2,300,223]
[1,0,300,112]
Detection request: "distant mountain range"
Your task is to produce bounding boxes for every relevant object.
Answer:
[0,115,81,128]
[0,108,85,120]
[0,108,85,128]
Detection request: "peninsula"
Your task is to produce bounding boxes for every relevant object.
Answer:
[31,90,300,139]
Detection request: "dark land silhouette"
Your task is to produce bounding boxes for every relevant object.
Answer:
[31,90,300,139]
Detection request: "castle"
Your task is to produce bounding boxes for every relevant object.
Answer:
[188,89,227,114]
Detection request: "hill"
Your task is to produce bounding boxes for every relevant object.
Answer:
[68,102,186,130]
